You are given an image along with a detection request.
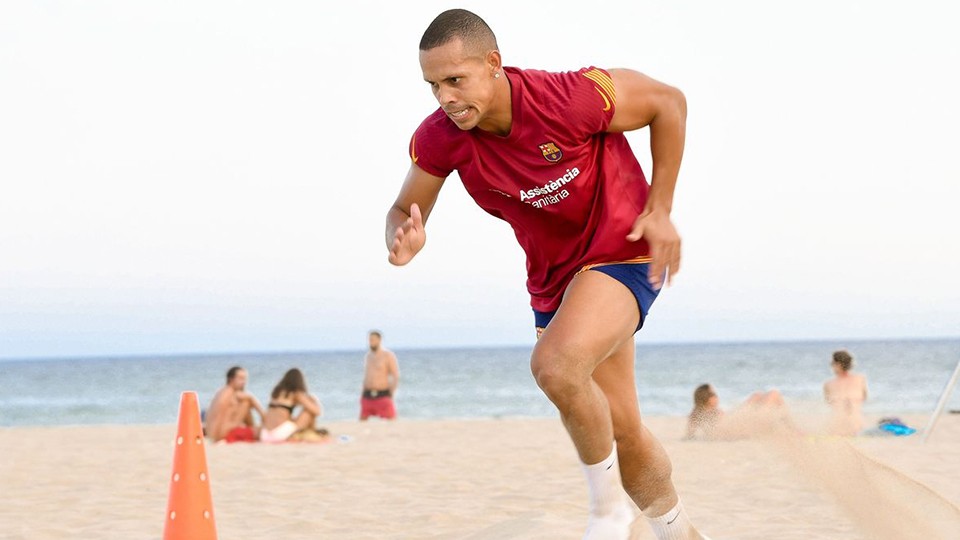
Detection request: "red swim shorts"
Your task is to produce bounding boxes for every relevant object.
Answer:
[225,425,258,443]
[360,396,396,420]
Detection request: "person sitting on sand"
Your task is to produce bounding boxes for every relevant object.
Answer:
[686,383,786,440]
[260,368,328,443]
[823,349,868,436]
[205,366,265,443]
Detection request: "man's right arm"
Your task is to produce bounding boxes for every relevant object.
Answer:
[386,163,446,266]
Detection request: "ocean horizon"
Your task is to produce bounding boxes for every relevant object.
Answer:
[2,337,958,427]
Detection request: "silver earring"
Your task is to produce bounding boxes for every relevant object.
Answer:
[494,72,501,79]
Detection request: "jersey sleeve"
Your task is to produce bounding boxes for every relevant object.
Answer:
[552,67,617,138]
[408,112,455,178]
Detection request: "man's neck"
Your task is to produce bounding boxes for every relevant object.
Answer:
[477,76,513,136]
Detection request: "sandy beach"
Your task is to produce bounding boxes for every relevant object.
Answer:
[1,413,958,540]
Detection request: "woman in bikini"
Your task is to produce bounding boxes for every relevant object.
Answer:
[260,368,326,443]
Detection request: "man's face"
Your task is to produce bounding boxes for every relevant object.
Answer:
[230,370,248,391]
[420,38,498,131]
[369,334,381,351]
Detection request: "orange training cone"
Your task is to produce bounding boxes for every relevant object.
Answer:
[163,391,218,540]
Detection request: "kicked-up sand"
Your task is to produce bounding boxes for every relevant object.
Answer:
[0,413,958,539]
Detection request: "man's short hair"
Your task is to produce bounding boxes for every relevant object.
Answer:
[226,366,244,383]
[419,9,498,55]
[369,330,382,338]
[832,350,853,372]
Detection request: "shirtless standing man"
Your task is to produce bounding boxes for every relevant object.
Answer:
[823,350,868,435]
[360,330,400,420]
[205,366,265,442]
[386,10,706,539]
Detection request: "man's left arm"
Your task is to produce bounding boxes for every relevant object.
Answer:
[246,393,266,420]
[389,353,400,394]
[607,69,687,289]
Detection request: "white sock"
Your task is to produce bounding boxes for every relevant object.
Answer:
[581,443,633,539]
[644,499,700,540]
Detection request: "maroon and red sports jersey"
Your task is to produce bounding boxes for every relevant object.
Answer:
[410,66,651,312]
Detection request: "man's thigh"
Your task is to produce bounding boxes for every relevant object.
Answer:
[535,270,640,370]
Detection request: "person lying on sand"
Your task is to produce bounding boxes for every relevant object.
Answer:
[685,383,788,441]
[260,368,329,443]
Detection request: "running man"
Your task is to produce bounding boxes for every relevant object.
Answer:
[360,330,400,420]
[205,366,265,442]
[386,9,706,540]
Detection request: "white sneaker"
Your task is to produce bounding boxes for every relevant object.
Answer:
[583,503,634,540]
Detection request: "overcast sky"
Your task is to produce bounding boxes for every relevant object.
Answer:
[1,1,957,359]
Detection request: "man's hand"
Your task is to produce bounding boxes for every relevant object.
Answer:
[388,203,426,266]
[627,208,681,290]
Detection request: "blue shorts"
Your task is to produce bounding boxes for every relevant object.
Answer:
[534,262,660,337]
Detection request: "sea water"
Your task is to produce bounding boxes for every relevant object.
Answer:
[0,339,957,427]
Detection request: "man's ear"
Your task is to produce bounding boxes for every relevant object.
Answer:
[487,49,502,74]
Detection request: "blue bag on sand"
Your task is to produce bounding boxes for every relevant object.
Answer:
[877,417,916,436]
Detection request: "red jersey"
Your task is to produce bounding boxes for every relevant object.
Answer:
[410,66,651,312]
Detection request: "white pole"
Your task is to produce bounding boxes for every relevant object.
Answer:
[923,358,960,443]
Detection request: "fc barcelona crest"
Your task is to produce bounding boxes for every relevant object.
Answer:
[539,142,563,163]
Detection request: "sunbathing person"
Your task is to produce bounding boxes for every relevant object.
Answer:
[260,368,328,443]
[823,350,868,436]
[685,383,787,440]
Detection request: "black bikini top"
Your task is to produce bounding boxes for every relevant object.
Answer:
[268,402,295,414]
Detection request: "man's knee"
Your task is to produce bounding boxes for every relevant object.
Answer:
[295,412,316,430]
[530,342,590,402]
